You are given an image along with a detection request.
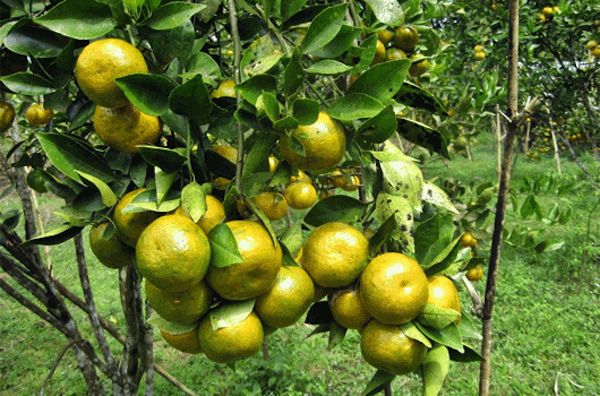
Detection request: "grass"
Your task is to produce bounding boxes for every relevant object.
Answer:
[1,132,600,395]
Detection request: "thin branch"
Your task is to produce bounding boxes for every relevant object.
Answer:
[40,338,85,396]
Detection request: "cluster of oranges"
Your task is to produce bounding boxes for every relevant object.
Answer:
[75,38,163,154]
[537,5,559,23]
[474,44,486,61]
[372,25,429,77]
[586,40,600,59]
[0,100,54,134]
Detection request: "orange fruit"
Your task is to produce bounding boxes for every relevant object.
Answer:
[466,265,484,282]
[210,79,236,99]
[329,287,371,330]
[89,222,134,269]
[113,188,161,248]
[145,279,213,324]
[427,275,461,324]
[160,327,202,354]
[25,104,54,126]
[253,191,288,221]
[359,252,429,325]
[394,26,420,51]
[0,100,15,134]
[284,182,317,210]
[460,231,478,248]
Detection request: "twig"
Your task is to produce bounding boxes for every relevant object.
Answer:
[461,276,483,318]
[40,338,85,396]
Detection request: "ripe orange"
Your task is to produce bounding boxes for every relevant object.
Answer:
[329,287,371,330]
[0,100,15,134]
[75,38,148,108]
[145,279,213,324]
[376,29,395,46]
[386,47,407,61]
[427,275,461,324]
[284,182,317,209]
[135,215,212,292]
[460,231,478,248]
[25,104,54,127]
[160,327,203,354]
[359,252,429,325]
[300,222,369,288]
[466,265,484,281]
[360,319,428,375]
[253,191,288,221]
[372,40,387,65]
[89,222,134,269]
[206,220,282,300]
[113,188,161,248]
[173,195,226,234]
[409,53,429,77]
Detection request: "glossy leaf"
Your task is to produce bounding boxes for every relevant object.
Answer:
[358,105,397,143]
[243,195,278,246]
[208,223,244,269]
[210,299,256,330]
[244,53,284,77]
[147,312,198,335]
[242,133,278,178]
[310,24,363,59]
[415,322,464,353]
[75,171,117,207]
[185,51,222,85]
[273,116,300,131]
[281,0,308,21]
[257,92,281,123]
[400,321,432,348]
[68,100,96,131]
[348,34,378,74]
[4,25,64,58]
[23,224,83,245]
[305,196,368,227]
[305,60,353,75]
[421,182,459,214]
[421,344,450,396]
[37,133,114,184]
[414,213,454,267]
[375,192,414,252]
[169,75,211,119]
[305,301,333,325]
[143,2,206,30]
[327,93,386,121]
[328,321,347,350]
[155,167,178,205]
[349,60,411,103]
[397,117,449,159]
[115,74,177,117]
[301,4,348,54]
[0,72,56,95]
[364,0,404,26]
[418,303,461,330]
[34,0,117,40]
[395,81,448,115]
[181,181,207,223]
[448,344,484,363]
[169,19,195,63]
[236,75,278,107]
[367,214,397,255]
[161,110,190,139]
[292,99,319,126]
[283,54,304,96]
[126,189,181,213]
[137,145,186,174]
[361,370,395,396]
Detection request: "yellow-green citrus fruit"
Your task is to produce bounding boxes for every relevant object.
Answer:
[290,170,311,184]
[409,54,429,77]
[206,220,283,300]
[454,136,469,150]
[136,215,211,292]
[254,191,288,221]
[586,40,598,50]
[301,222,369,288]
[593,47,600,59]
[198,311,264,364]
[173,195,226,235]
[386,47,408,61]
[427,275,461,324]
[93,103,162,154]
[268,156,279,172]
[0,100,16,134]
[474,45,484,52]
[359,252,429,325]
[372,40,387,64]
[460,231,478,248]
[475,51,486,60]
[280,112,346,172]
[160,327,202,354]
[331,170,350,188]
[360,319,427,375]
[376,29,395,46]
[394,26,420,51]
[210,79,236,99]
[145,279,213,324]
[25,104,54,127]
[255,266,315,328]
[284,182,318,210]
[113,188,161,248]
[542,6,554,16]
[466,265,484,282]
[329,288,371,330]
[75,38,148,108]
[89,222,134,269]
[342,175,361,192]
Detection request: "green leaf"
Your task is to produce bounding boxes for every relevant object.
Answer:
[37,133,114,184]
[4,24,64,58]
[169,19,195,63]
[348,34,378,74]
[364,0,404,26]
[281,0,308,21]
[210,298,256,330]
[283,54,304,96]
[361,370,395,396]
[75,171,117,207]
[375,192,414,252]
[457,312,482,341]
[185,51,222,85]
[301,3,348,54]
[34,0,117,40]
[395,81,447,115]
[349,60,411,102]
[292,99,319,125]
[421,182,459,214]
[208,223,244,269]
[424,236,463,277]
[242,133,278,178]
[243,195,278,246]
[376,142,424,207]
[328,321,347,350]
[273,116,300,131]
[281,242,300,267]
[236,75,277,107]
[126,189,181,213]
[23,224,83,245]
[399,321,432,348]
[358,105,397,143]
[0,72,57,95]
[327,93,386,121]
[304,301,333,324]
[181,181,207,223]
[68,101,96,131]
[0,21,19,46]
[305,196,368,227]
[448,344,484,363]
[368,214,397,255]
[418,303,461,330]
[280,222,303,256]
[143,2,206,30]
[421,344,450,396]
[169,75,211,119]
[161,110,190,139]
[114,74,177,117]
[310,24,363,59]
[414,213,454,267]
[257,92,281,123]
[261,0,279,19]
[147,311,199,335]
[415,322,464,353]
[305,60,353,75]
[244,53,284,77]
[137,146,186,173]
[155,167,178,205]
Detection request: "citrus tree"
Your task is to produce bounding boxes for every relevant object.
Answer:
[0,0,487,394]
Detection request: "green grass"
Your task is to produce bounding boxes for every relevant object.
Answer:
[2,134,600,395]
